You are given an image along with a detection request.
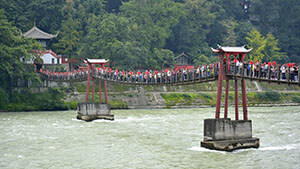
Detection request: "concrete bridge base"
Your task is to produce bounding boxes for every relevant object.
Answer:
[77,103,114,121]
[201,118,259,152]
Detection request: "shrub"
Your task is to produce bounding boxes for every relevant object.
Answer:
[203,94,213,100]
[0,88,9,110]
[257,91,281,101]
[292,96,300,103]
[4,88,69,112]
[110,100,128,109]
[65,101,79,110]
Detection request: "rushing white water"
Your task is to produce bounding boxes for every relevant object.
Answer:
[253,81,262,91]
[1,106,300,169]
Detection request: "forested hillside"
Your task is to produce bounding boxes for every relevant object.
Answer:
[1,0,299,69]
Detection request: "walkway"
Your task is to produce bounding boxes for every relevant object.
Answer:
[39,61,299,86]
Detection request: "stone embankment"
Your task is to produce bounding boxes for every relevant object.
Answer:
[34,79,300,109]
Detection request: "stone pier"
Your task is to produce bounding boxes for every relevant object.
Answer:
[201,118,259,151]
[77,103,114,121]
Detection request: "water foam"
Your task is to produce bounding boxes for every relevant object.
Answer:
[259,144,298,151]
[114,116,160,123]
[71,118,84,122]
[187,146,227,154]
[188,144,299,154]
[90,117,137,123]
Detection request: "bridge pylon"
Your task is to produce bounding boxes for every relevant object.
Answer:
[201,45,259,151]
[77,59,114,121]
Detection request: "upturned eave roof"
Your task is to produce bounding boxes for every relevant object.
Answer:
[211,45,252,53]
[174,52,190,60]
[85,59,109,64]
[23,26,58,39]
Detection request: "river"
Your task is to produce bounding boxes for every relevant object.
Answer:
[1,106,299,169]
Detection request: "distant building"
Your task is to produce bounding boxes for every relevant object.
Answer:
[38,49,69,70]
[22,23,58,49]
[174,52,194,69]
[39,49,62,64]
[21,24,70,70]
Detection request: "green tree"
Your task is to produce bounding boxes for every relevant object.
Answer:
[245,28,266,61]
[263,33,287,63]
[153,48,175,69]
[250,0,300,63]
[193,54,209,66]
[120,0,183,68]
[0,0,63,33]
[246,28,286,62]
[166,0,216,62]
[0,9,42,99]
[220,18,238,46]
[53,0,81,69]
[235,21,253,46]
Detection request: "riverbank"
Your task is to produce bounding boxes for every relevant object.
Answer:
[2,81,300,112]
[64,90,300,110]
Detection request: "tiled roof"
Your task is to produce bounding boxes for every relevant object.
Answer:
[85,59,109,64]
[174,52,190,60]
[211,45,252,53]
[23,26,58,39]
[39,49,60,58]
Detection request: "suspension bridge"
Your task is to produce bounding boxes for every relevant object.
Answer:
[38,45,299,151]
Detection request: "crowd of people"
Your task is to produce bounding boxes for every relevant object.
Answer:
[229,60,299,81]
[39,60,299,83]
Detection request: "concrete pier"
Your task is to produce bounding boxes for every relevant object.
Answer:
[201,118,259,151]
[77,103,114,121]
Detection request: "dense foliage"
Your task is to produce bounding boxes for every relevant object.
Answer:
[1,88,68,111]
[1,0,299,70]
[0,9,42,106]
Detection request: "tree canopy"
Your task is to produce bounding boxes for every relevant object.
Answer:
[1,0,299,70]
[0,9,42,97]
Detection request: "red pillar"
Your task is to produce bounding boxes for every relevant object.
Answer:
[104,80,108,104]
[85,64,91,102]
[241,79,248,120]
[92,64,95,102]
[235,79,239,120]
[224,80,229,118]
[215,54,224,118]
[99,79,102,104]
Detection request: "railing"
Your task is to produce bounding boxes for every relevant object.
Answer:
[94,68,218,86]
[39,71,88,82]
[225,62,300,86]
[39,61,299,86]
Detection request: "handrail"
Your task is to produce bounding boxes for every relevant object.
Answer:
[39,62,300,86]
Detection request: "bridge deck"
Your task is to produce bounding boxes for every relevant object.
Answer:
[39,64,300,86]
[40,73,299,86]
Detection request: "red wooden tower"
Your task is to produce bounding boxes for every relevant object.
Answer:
[211,45,252,120]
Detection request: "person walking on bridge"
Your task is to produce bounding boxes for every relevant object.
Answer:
[281,64,286,80]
